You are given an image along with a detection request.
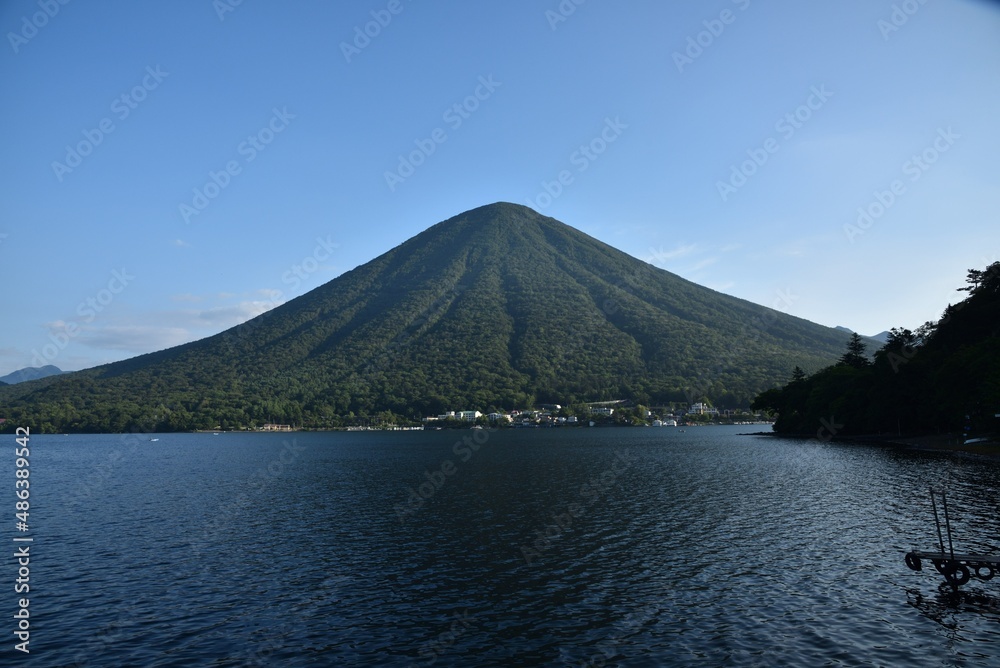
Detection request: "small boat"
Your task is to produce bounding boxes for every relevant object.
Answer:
[149,438,159,442]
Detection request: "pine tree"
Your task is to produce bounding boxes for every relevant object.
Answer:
[838,332,869,369]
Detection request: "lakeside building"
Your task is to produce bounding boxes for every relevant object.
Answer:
[261,423,293,431]
[426,410,484,423]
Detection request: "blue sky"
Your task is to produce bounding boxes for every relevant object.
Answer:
[1,0,998,376]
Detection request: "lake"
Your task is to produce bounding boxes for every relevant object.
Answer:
[4,426,1000,666]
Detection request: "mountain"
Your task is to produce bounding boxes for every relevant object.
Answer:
[0,203,858,432]
[0,365,63,385]
[836,326,889,344]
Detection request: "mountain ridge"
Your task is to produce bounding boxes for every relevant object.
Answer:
[1,203,857,432]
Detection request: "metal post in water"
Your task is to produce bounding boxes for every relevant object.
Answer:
[930,488,945,554]
[942,490,956,560]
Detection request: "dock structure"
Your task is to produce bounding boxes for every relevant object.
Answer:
[905,488,1000,589]
[905,550,1000,587]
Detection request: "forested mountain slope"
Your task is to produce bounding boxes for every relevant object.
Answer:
[1,203,853,432]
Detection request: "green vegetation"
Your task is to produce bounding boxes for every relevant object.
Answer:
[1,203,855,433]
[753,263,1000,438]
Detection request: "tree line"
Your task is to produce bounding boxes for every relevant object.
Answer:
[752,263,1000,439]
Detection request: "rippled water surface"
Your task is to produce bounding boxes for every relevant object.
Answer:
[6,426,1000,666]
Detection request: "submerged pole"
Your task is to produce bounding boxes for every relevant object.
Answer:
[942,490,956,560]
[930,488,945,554]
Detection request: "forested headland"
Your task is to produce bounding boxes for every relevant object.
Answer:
[753,263,1000,440]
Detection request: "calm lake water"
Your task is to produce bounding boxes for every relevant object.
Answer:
[4,426,1000,666]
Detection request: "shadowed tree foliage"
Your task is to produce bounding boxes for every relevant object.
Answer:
[839,333,870,369]
[753,262,1000,438]
[1,203,857,433]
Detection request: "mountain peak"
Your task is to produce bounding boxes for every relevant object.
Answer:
[431,201,552,235]
[466,201,537,216]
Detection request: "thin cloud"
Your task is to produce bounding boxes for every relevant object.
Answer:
[78,326,193,353]
[193,300,280,326]
[645,243,697,266]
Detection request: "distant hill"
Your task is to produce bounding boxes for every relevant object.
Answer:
[0,365,63,385]
[836,326,888,345]
[0,203,857,432]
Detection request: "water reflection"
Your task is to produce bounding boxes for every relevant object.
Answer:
[906,586,1000,634]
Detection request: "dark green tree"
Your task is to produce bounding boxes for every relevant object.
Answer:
[838,333,870,369]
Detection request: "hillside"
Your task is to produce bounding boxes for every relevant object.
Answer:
[754,262,1000,438]
[0,203,856,432]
